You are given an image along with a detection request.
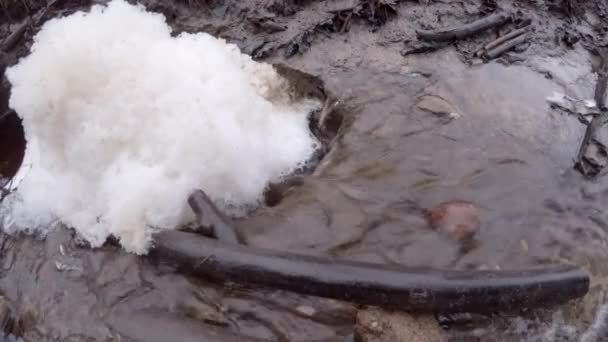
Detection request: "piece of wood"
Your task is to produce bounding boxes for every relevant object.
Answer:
[416,12,511,42]
[483,33,528,59]
[1,20,30,52]
[152,230,589,313]
[595,48,608,110]
[1,0,62,52]
[575,48,608,177]
[475,25,529,56]
[187,190,240,244]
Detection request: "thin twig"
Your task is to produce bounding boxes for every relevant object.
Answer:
[416,12,511,42]
[474,25,530,56]
[188,189,240,244]
[483,33,529,60]
[575,48,608,177]
[595,48,608,110]
[1,0,61,52]
[1,19,30,52]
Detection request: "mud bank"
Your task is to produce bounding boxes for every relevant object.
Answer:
[1,0,608,341]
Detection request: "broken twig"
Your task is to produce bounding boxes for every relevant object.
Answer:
[475,25,530,56]
[1,19,30,52]
[595,48,608,110]
[188,190,240,244]
[483,33,529,60]
[1,0,62,52]
[416,12,511,42]
[575,48,608,177]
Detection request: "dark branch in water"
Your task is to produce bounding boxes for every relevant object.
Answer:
[416,12,511,42]
[152,230,589,313]
[188,190,240,244]
[575,47,608,177]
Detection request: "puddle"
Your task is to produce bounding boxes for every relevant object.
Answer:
[0,0,607,341]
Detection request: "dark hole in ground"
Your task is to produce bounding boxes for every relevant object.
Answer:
[263,65,344,207]
[0,111,25,190]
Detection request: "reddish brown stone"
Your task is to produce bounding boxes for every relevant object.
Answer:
[428,200,479,241]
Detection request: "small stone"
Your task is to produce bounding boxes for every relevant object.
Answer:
[428,200,480,241]
[296,305,316,316]
[416,95,457,117]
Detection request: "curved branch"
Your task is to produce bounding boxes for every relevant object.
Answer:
[416,12,511,42]
[152,230,589,313]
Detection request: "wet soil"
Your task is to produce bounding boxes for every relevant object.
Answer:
[2,0,608,341]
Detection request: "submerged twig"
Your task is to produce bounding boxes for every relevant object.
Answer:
[152,230,589,313]
[416,12,511,42]
[188,190,240,244]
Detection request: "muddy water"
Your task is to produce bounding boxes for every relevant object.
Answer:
[2,0,608,341]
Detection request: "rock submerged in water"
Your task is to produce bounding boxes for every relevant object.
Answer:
[355,307,445,342]
[428,200,480,241]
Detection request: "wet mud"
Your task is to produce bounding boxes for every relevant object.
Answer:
[2,0,608,341]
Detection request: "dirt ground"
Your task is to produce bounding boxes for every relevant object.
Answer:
[2,0,608,341]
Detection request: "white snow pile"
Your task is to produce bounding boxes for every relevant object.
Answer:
[1,0,320,253]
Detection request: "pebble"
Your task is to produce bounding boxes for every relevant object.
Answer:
[428,200,480,241]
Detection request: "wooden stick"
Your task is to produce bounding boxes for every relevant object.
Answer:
[1,19,30,52]
[475,25,529,56]
[188,190,240,244]
[483,33,528,60]
[575,114,608,177]
[1,0,62,52]
[575,48,608,177]
[595,48,608,110]
[416,12,511,42]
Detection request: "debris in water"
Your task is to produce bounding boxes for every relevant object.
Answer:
[295,305,316,316]
[575,47,608,178]
[474,25,530,57]
[483,33,530,60]
[416,12,511,42]
[580,304,608,342]
[428,200,480,241]
[187,189,240,244]
[2,0,321,254]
